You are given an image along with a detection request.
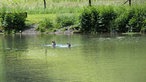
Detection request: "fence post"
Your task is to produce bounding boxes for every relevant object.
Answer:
[89,0,91,6]
[129,0,131,6]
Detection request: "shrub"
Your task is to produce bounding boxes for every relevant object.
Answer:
[141,20,146,33]
[0,12,27,33]
[115,6,146,33]
[56,14,78,28]
[36,14,79,32]
[80,5,146,33]
[114,10,130,33]
[128,7,146,32]
[80,7,100,33]
[99,6,116,33]
[37,18,54,32]
[80,6,116,33]
[80,7,92,33]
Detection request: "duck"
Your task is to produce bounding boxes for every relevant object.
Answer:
[67,43,71,48]
[52,41,56,48]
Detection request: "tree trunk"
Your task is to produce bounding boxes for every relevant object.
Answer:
[43,0,46,9]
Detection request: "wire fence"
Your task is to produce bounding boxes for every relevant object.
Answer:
[42,0,146,7]
[90,0,146,6]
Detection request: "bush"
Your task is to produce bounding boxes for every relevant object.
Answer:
[80,5,146,33]
[56,14,78,28]
[115,6,146,33]
[36,14,79,33]
[0,12,27,33]
[37,18,54,32]
[114,10,130,33]
[128,7,146,32]
[80,7,100,33]
[99,6,116,33]
[80,6,116,33]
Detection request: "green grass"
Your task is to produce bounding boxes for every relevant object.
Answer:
[27,14,56,24]
[26,13,80,23]
[0,0,146,14]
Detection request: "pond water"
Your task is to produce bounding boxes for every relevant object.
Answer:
[0,34,146,82]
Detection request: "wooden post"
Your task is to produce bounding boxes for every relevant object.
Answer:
[129,0,131,6]
[43,0,46,9]
[89,0,91,6]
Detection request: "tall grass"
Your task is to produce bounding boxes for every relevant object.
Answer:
[0,0,146,14]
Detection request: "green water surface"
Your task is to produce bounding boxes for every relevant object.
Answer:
[0,34,146,82]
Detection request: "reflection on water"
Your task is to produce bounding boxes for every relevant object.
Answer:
[0,34,146,82]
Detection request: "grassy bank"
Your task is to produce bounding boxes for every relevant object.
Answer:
[27,14,56,24]
[0,0,146,14]
[35,13,80,33]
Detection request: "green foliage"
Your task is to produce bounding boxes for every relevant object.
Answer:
[80,7,92,33]
[37,18,54,32]
[99,6,116,32]
[56,14,79,28]
[1,1,145,14]
[114,9,130,33]
[0,12,27,34]
[80,6,116,33]
[36,14,79,32]
[80,5,146,33]
[115,6,146,33]
[0,0,146,14]
[80,7,100,33]
[128,7,146,32]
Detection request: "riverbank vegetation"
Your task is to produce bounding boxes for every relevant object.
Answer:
[0,0,146,34]
[0,12,27,34]
[80,5,146,34]
[36,14,80,33]
[36,5,146,34]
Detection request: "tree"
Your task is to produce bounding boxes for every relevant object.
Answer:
[43,0,46,9]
